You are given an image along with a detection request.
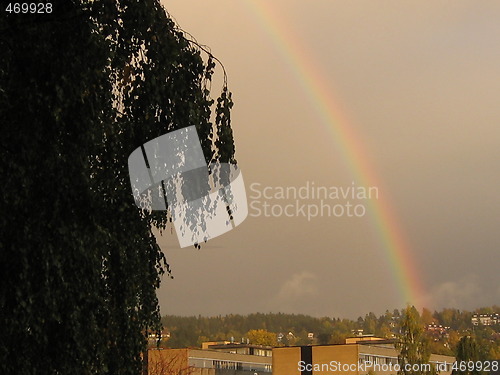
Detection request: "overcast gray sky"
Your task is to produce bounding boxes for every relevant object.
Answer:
[155,0,500,319]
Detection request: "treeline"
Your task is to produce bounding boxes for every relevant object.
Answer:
[161,306,500,358]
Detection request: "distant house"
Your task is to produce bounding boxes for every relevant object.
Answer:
[148,330,171,346]
[471,313,499,326]
[426,323,450,342]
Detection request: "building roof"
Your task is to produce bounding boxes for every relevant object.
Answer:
[208,343,273,350]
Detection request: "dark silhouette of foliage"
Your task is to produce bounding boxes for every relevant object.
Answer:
[0,1,235,374]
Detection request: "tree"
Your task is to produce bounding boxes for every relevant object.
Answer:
[247,329,278,346]
[148,349,195,375]
[448,330,462,353]
[364,312,378,334]
[329,331,348,345]
[376,323,394,339]
[421,308,435,326]
[396,306,436,375]
[0,1,235,374]
[453,336,480,375]
[317,332,332,345]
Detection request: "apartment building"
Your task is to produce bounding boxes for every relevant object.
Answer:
[273,338,455,375]
[148,344,272,375]
[472,313,499,326]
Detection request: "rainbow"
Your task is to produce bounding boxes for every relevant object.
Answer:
[243,0,426,309]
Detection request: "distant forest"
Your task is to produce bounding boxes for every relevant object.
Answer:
[160,306,500,359]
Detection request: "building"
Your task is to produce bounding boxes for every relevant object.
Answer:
[273,338,455,375]
[472,313,499,326]
[148,344,272,375]
[426,323,450,342]
[345,336,386,344]
[204,342,272,357]
[148,330,171,347]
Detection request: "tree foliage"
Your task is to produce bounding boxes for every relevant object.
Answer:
[453,336,481,375]
[161,307,500,354]
[0,0,235,374]
[246,329,277,346]
[396,306,436,375]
